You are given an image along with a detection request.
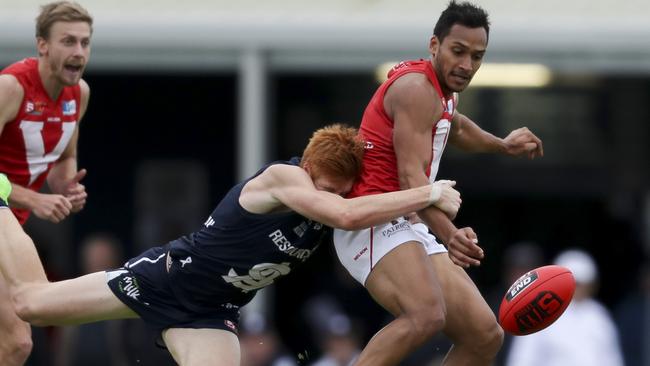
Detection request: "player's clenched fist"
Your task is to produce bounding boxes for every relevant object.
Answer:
[503,127,544,159]
[32,193,73,223]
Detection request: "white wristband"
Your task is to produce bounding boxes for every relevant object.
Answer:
[428,184,442,205]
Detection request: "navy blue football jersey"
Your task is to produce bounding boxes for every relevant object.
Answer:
[167,158,330,313]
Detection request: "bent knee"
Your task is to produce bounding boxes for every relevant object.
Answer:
[473,321,504,357]
[0,323,33,363]
[11,333,33,362]
[405,307,447,342]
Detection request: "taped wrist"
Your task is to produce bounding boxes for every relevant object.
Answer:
[428,184,442,205]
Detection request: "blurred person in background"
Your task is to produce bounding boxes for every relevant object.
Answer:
[332,1,543,365]
[506,249,624,366]
[615,260,650,366]
[302,294,362,366]
[0,124,461,366]
[0,2,92,365]
[239,312,296,366]
[311,313,362,366]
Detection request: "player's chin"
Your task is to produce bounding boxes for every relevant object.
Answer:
[58,74,81,86]
[60,67,85,85]
[448,81,469,93]
[65,79,79,86]
[447,75,471,92]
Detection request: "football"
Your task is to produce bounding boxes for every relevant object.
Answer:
[498,265,576,336]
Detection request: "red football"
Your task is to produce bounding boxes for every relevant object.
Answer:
[498,265,576,336]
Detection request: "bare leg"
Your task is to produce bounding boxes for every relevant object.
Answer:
[353,242,446,366]
[163,328,240,366]
[0,209,48,287]
[429,254,504,366]
[0,273,31,366]
[0,207,44,365]
[14,272,138,326]
[0,208,137,327]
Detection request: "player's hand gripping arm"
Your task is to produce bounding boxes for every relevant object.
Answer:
[388,74,483,268]
[240,164,461,231]
[449,111,544,159]
[47,79,90,213]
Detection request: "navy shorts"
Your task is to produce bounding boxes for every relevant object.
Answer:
[0,197,7,208]
[107,245,241,341]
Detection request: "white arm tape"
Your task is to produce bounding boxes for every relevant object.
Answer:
[428,184,442,205]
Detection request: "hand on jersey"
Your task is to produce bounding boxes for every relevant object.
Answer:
[32,193,73,223]
[62,169,87,213]
[446,227,484,268]
[429,180,461,219]
[503,127,544,159]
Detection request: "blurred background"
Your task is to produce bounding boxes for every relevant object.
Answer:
[1,0,649,365]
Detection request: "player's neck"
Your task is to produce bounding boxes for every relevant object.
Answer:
[37,58,64,101]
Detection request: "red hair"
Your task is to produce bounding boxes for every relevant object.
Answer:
[301,124,365,181]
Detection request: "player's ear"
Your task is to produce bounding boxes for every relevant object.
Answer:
[429,36,439,56]
[303,162,312,175]
[36,37,48,57]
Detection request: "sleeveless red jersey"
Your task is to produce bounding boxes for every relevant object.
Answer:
[349,59,456,198]
[0,58,81,224]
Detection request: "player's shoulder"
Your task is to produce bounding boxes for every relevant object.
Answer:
[0,74,24,95]
[258,163,312,191]
[0,74,24,106]
[263,163,306,181]
[386,73,439,114]
[244,163,310,207]
[393,71,431,87]
[390,72,436,99]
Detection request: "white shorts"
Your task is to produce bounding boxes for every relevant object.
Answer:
[333,217,447,286]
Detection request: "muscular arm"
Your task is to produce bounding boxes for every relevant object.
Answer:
[387,74,484,267]
[449,111,544,158]
[387,75,457,238]
[448,112,506,153]
[239,164,456,231]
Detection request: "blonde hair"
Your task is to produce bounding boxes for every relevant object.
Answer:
[36,1,93,39]
[301,124,365,181]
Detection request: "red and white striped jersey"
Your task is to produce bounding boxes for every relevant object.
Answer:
[0,58,81,224]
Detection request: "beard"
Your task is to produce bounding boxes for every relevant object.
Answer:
[49,56,83,86]
[433,57,471,94]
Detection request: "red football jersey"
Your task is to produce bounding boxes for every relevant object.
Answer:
[349,59,456,198]
[0,58,81,224]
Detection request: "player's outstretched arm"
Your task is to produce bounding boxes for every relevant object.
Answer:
[241,164,460,231]
[449,112,543,158]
